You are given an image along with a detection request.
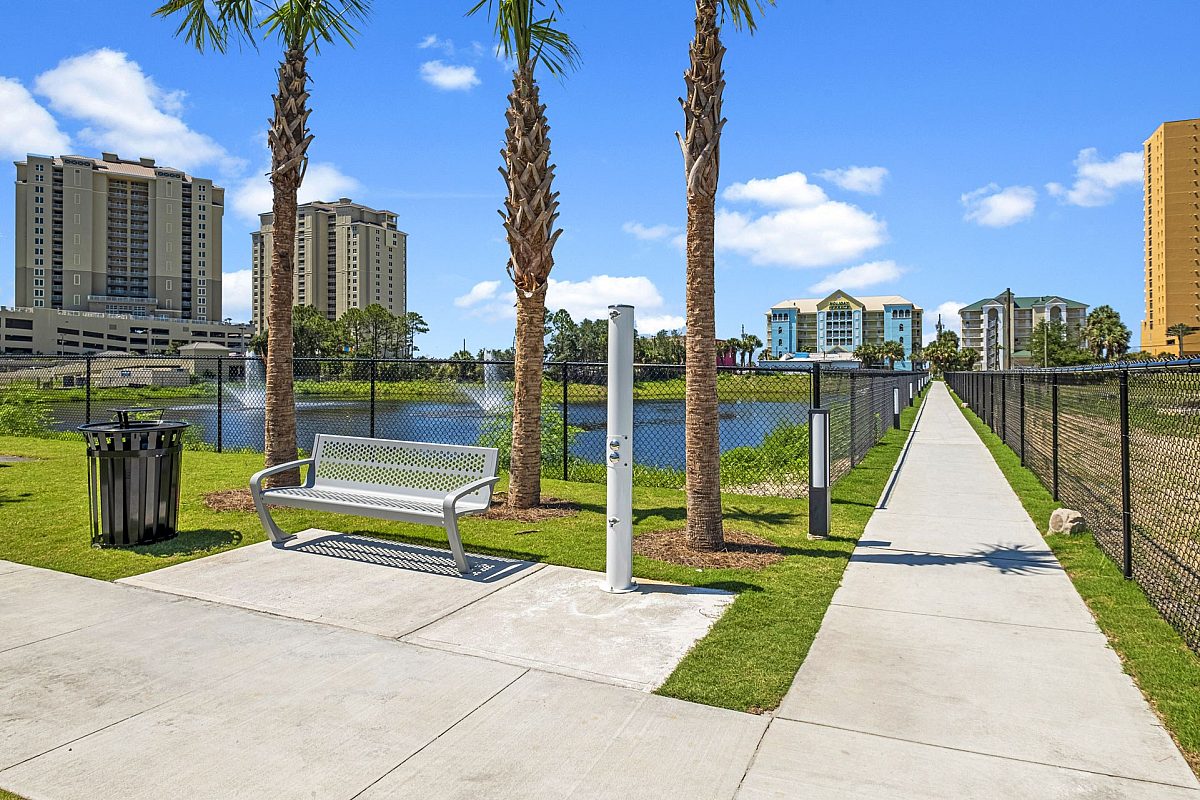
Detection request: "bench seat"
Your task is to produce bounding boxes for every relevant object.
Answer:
[250,435,500,574]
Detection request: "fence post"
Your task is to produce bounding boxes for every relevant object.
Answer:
[85,355,92,424]
[369,359,377,438]
[848,372,857,467]
[1119,370,1133,580]
[1051,373,1060,500]
[562,362,570,481]
[1018,373,1025,465]
[811,362,822,409]
[1000,373,1007,443]
[216,356,223,453]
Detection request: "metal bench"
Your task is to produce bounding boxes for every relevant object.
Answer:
[250,435,500,574]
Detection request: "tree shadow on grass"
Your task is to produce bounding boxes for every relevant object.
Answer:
[130,529,243,557]
[0,490,32,506]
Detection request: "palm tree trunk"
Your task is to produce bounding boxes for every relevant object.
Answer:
[509,284,546,508]
[680,0,726,550]
[263,45,313,488]
[502,61,561,510]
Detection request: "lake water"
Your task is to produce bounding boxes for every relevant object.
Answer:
[47,395,814,470]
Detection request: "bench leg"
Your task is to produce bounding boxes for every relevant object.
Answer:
[251,488,295,545]
[444,514,471,574]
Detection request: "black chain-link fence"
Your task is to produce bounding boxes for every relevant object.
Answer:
[1,354,923,499]
[947,363,1200,655]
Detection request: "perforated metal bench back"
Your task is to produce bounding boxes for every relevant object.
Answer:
[311,435,499,505]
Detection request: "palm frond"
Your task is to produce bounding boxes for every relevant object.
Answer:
[720,0,775,33]
[262,0,373,52]
[153,0,256,52]
[467,0,578,74]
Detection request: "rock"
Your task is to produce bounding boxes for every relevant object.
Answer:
[1049,508,1085,534]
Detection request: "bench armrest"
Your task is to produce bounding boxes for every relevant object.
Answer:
[250,458,315,494]
[443,476,501,516]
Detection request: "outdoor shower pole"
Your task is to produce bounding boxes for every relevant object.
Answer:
[604,304,636,593]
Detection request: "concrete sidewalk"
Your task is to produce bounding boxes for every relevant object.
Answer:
[738,382,1200,799]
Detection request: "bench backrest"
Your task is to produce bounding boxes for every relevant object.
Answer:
[311,435,499,509]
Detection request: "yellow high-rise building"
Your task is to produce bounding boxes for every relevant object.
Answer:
[1142,119,1200,355]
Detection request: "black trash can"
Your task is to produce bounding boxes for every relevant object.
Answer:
[78,408,188,547]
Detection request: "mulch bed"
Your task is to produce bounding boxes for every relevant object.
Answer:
[203,488,265,512]
[634,528,785,570]
[479,492,580,522]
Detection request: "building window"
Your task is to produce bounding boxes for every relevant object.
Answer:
[73,275,80,285]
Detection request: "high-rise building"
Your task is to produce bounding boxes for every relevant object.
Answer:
[959,289,1088,369]
[1143,119,1200,355]
[251,198,406,333]
[766,291,923,369]
[14,153,223,322]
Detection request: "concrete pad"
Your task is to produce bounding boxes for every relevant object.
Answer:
[358,670,768,800]
[0,566,179,653]
[775,604,1196,786]
[834,550,1098,632]
[405,565,733,690]
[1,625,525,800]
[120,530,542,638]
[738,719,1200,800]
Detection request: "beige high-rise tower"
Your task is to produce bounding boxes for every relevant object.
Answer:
[14,153,223,322]
[250,199,407,333]
[1143,119,1200,355]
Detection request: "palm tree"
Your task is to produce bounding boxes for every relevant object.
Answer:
[741,333,762,366]
[468,0,578,510]
[1167,322,1197,359]
[156,0,370,486]
[1085,305,1130,362]
[880,340,905,370]
[854,342,880,367]
[679,0,772,551]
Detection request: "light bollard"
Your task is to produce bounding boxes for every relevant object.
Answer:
[893,386,901,429]
[604,304,636,593]
[908,380,914,407]
[808,407,830,539]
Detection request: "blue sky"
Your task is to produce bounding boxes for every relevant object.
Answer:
[1,0,1197,355]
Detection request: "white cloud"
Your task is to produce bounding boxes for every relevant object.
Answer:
[454,280,503,308]
[0,76,70,159]
[33,49,237,173]
[622,221,680,241]
[222,269,254,323]
[817,165,889,195]
[454,274,682,329]
[807,260,905,294]
[420,61,480,91]
[961,184,1037,227]
[923,300,966,344]
[1046,148,1142,207]
[418,34,455,55]
[717,172,887,267]
[229,161,362,222]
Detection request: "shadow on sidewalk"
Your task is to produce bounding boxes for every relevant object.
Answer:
[851,544,1060,575]
[290,532,537,583]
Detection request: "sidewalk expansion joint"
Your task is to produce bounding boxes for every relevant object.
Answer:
[829,601,1103,635]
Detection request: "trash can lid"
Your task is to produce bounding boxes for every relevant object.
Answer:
[77,420,189,433]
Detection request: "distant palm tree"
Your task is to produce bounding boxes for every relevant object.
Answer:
[155,0,371,486]
[1085,305,1130,362]
[680,0,772,552]
[468,0,578,510]
[853,342,880,367]
[1167,322,1197,359]
[880,340,905,370]
[741,333,762,366]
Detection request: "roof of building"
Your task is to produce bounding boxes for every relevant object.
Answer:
[771,293,921,313]
[959,293,1088,312]
[30,154,205,184]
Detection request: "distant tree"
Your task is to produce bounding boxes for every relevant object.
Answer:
[740,333,762,366]
[292,305,341,358]
[854,342,882,367]
[879,340,905,369]
[1085,305,1131,361]
[1029,320,1094,367]
[1166,322,1198,359]
[402,311,430,356]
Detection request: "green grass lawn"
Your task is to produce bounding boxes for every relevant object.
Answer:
[948,385,1200,775]
[0,391,923,714]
